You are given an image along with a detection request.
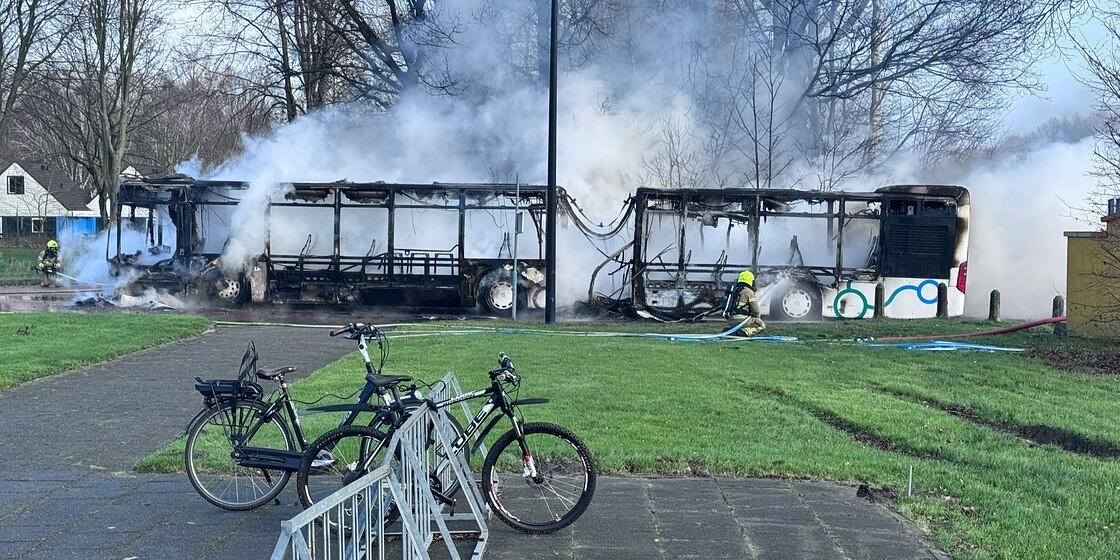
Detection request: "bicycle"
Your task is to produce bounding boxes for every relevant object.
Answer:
[184,325,423,510]
[294,327,597,535]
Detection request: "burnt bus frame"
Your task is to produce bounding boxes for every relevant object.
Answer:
[112,178,554,307]
[629,185,968,316]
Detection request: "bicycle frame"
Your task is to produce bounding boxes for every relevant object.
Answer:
[354,373,546,478]
[225,333,403,470]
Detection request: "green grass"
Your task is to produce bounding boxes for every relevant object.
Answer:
[0,248,39,284]
[0,312,212,389]
[138,318,1120,560]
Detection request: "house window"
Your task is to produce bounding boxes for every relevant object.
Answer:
[7,175,25,195]
[31,218,44,234]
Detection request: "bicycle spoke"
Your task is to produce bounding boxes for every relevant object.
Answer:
[187,402,292,510]
[486,427,592,531]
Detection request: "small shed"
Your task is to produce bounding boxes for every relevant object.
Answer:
[1064,199,1120,340]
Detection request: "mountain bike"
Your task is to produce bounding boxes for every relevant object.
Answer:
[184,326,425,510]
[294,333,597,535]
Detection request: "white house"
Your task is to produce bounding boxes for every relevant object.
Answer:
[0,160,99,243]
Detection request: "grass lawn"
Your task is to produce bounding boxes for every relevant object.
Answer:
[0,248,39,284]
[138,318,1120,560]
[0,312,212,389]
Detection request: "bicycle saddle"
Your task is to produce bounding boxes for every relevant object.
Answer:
[256,366,297,380]
[366,373,413,388]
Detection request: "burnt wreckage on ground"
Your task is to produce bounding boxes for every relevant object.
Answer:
[110,176,553,312]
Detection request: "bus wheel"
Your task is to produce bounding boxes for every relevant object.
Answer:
[211,276,245,308]
[483,280,515,313]
[478,268,530,316]
[771,282,821,321]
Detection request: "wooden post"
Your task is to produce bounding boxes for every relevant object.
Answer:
[988,290,1001,322]
[1053,295,1067,337]
[873,283,885,318]
[936,282,948,318]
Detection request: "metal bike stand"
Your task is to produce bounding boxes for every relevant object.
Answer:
[270,399,489,560]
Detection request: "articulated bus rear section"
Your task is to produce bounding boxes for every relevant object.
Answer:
[627,184,971,321]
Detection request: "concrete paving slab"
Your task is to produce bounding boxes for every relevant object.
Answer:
[0,326,950,559]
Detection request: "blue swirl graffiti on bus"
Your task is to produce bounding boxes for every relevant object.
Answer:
[834,279,941,318]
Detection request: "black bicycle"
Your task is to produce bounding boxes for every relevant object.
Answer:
[184,326,416,510]
[295,326,596,534]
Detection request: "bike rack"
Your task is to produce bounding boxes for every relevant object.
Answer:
[271,372,489,560]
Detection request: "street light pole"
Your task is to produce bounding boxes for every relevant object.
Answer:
[544,0,559,324]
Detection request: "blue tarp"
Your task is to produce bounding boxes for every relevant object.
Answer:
[56,217,98,240]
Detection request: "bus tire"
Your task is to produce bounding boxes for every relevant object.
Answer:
[770,281,821,321]
[211,275,246,308]
[477,269,526,316]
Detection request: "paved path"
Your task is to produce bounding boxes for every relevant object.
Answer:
[0,326,353,474]
[0,473,945,560]
[0,326,948,559]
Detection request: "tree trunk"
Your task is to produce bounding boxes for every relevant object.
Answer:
[275,0,298,121]
[867,0,884,161]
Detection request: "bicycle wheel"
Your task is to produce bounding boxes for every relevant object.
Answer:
[482,422,596,534]
[296,425,398,527]
[184,400,293,510]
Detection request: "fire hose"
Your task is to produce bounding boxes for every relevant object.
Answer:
[871,316,1066,342]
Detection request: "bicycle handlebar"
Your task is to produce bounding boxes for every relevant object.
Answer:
[329,323,380,338]
[490,353,519,385]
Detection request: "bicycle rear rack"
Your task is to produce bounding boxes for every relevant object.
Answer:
[270,372,489,560]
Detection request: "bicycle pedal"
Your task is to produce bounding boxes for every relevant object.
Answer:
[431,488,456,508]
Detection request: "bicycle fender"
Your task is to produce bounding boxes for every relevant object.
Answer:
[510,398,550,406]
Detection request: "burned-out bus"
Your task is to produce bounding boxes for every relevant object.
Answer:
[110,176,967,320]
[109,176,553,312]
[613,185,970,320]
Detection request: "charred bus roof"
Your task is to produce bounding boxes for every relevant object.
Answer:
[118,176,556,206]
[632,184,968,205]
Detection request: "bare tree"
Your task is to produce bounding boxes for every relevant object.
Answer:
[0,0,70,142]
[127,64,275,172]
[660,0,1071,190]
[16,0,165,218]
[475,0,619,86]
[187,0,460,118]
[1070,1,1120,335]
[1080,4,1120,194]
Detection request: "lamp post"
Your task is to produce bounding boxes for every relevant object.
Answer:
[544,0,559,324]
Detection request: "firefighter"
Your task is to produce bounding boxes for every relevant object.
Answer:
[37,240,62,287]
[725,269,766,337]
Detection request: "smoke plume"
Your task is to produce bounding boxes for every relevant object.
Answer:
[169,0,1098,317]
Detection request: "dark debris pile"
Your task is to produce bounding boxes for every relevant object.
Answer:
[1027,345,1120,375]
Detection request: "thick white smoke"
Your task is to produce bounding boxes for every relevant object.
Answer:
[913,138,1098,319]
[178,73,680,304]
[171,0,1100,317]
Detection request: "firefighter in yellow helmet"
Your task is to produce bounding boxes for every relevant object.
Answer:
[725,269,765,337]
[37,239,62,287]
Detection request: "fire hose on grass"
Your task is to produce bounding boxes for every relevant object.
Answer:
[870,316,1066,342]
[213,315,1064,349]
[214,316,798,343]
